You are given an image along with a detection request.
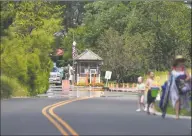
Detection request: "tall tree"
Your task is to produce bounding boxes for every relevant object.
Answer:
[1,1,64,95]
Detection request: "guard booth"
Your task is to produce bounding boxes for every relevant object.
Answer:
[74,49,103,84]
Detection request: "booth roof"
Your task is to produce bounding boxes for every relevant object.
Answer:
[74,49,103,61]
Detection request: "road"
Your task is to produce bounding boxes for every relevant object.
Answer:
[1,97,191,135]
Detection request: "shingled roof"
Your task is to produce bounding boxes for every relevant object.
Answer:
[74,49,103,61]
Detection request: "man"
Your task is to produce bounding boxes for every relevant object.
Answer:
[68,64,74,85]
[63,66,69,80]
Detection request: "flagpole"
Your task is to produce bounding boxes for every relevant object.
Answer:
[72,38,76,85]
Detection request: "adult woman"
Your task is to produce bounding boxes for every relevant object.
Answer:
[163,55,190,119]
[136,76,145,112]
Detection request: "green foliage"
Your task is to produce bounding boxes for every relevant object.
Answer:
[1,1,64,96]
[1,1,191,97]
[96,28,125,75]
[78,1,191,79]
[1,75,28,98]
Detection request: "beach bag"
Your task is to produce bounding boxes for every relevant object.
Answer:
[175,75,190,95]
[156,93,161,101]
[151,87,160,98]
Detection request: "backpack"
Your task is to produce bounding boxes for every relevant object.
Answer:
[175,75,190,95]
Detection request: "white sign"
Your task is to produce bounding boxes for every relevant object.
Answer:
[105,71,112,79]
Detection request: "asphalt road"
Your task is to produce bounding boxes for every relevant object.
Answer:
[1,97,191,135]
[1,98,68,135]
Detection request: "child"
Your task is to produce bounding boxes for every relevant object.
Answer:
[136,76,145,112]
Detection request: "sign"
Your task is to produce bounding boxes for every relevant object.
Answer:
[105,71,112,80]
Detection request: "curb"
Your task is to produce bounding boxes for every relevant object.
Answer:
[1,96,34,100]
[11,96,38,98]
[155,112,191,120]
[101,95,138,98]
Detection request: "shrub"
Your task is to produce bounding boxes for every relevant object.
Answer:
[0,75,28,98]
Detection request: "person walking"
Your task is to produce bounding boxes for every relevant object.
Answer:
[146,71,159,115]
[136,76,146,112]
[161,55,190,119]
[68,64,74,85]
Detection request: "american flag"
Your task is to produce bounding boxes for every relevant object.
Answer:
[56,48,64,56]
[72,41,77,59]
[72,45,76,59]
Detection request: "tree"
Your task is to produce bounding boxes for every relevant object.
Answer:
[95,28,126,80]
[1,1,64,95]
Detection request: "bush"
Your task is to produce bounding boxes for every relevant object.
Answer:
[0,75,28,98]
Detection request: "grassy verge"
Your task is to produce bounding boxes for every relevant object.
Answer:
[155,101,191,116]
[1,75,29,99]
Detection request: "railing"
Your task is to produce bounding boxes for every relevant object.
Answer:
[106,83,138,93]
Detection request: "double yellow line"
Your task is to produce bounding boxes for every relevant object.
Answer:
[42,97,91,136]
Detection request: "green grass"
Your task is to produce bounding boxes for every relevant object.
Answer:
[152,69,191,116]
[155,101,191,116]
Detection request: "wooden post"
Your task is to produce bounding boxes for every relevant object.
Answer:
[77,74,79,84]
[108,83,110,89]
[86,73,89,86]
[93,74,96,86]
[90,73,92,84]
[127,83,129,88]
[116,84,118,91]
[132,83,135,88]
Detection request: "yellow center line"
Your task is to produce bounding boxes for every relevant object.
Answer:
[49,97,91,136]
[42,96,93,136]
[42,105,68,135]
[42,98,80,135]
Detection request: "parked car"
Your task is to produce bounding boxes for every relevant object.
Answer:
[49,67,62,85]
